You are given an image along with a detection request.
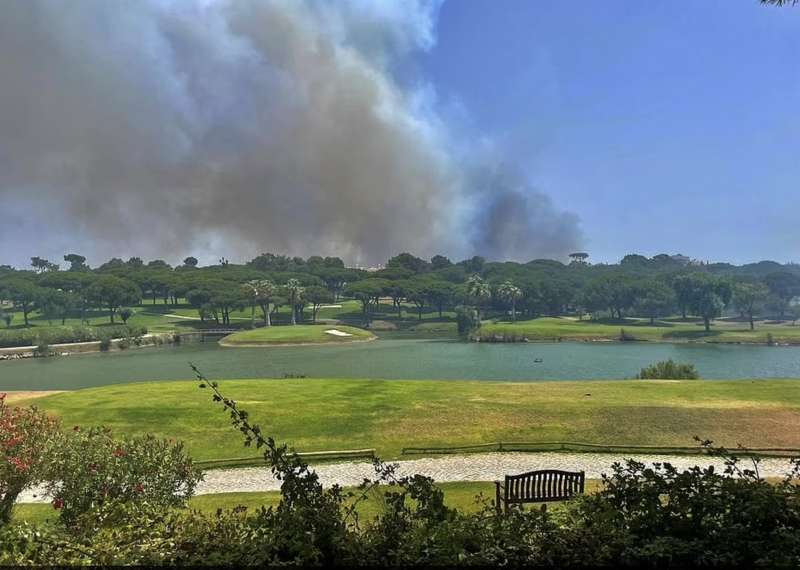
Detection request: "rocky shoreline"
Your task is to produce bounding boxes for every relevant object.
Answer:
[0,333,178,361]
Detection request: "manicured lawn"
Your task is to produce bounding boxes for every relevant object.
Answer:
[17,379,800,461]
[0,303,223,336]
[0,298,459,346]
[220,324,375,346]
[479,316,800,344]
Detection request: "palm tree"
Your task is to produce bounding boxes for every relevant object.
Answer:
[465,274,492,320]
[497,280,523,322]
[242,279,276,326]
[284,279,305,325]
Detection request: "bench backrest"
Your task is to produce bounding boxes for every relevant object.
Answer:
[504,469,585,504]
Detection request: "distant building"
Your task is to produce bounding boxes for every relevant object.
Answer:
[353,263,384,272]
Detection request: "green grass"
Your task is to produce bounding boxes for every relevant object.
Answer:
[12,480,609,525]
[0,304,220,337]
[220,324,375,346]
[479,316,800,344]
[17,379,800,461]
[0,298,458,345]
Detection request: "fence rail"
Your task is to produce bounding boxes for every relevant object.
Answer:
[195,448,376,470]
[178,329,239,335]
[401,441,800,458]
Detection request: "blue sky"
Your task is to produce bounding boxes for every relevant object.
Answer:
[415,0,800,264]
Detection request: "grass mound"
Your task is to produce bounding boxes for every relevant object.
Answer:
[220,324,375,346]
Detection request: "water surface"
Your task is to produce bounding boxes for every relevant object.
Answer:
[1,338,799,390]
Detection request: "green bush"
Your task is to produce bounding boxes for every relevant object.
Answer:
[44,427,201,528]
[119,308,134,324]
[34,340,50,357]
[636,358,699,379]
[0,394,61,524]
[98,334,112,352]
[0,325,147,348]
[455,306,480,338]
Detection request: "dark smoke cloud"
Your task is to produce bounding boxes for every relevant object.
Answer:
[0,0,582,267]
[467,164,582,261]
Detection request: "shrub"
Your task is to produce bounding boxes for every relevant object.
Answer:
[118,308,133,324]
[636,358,699,379]
[619,327,635,341]
[0,394,60,525]
[0,325,147,348]
[44,427,202,528]
[128,326,145,346]
[455,306,480,338]
[0,313,11,328]
[571,443,800,567]
[98,334,112,351]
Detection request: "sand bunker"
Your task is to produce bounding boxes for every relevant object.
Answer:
[324,329,353,337]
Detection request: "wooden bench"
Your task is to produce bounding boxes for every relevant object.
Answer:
[495,469,585,514]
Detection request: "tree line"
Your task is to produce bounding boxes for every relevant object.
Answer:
[1,251,799,329]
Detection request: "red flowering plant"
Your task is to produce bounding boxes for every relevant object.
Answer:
[44,426,202,527]
[0,393,60,525]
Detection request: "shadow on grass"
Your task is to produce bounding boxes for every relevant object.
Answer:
[663,329,723,340]
[590,317,680,328]
[662,316,705,324]
[136,304,193,314]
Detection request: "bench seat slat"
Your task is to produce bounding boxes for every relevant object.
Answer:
[498,469,585,513]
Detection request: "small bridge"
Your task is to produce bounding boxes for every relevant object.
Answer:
[178,329,239,335]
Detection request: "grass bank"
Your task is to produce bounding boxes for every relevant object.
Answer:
[478,316,800,344]
[219,324,375,346]
[15,378,800,460]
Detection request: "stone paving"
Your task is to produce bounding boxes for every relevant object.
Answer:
[17,452,796,503]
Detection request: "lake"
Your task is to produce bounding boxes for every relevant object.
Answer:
[1,337,799,390]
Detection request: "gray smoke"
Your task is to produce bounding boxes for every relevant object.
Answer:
[0,0,582,267]
[467,164,583,261]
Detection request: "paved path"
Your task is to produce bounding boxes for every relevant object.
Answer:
[18,452,796,504]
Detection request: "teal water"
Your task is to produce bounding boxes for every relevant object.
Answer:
[1,338,799,390]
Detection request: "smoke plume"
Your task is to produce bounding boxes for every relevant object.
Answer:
[0,0,582,267]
